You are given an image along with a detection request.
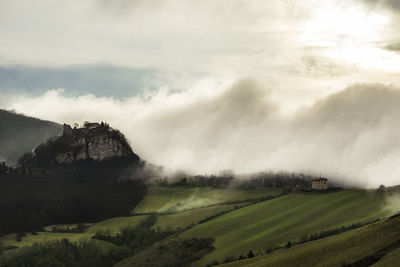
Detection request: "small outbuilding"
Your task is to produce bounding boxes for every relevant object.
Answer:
[312,177,328,190]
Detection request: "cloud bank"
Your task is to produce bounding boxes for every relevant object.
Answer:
[3,81,400,188]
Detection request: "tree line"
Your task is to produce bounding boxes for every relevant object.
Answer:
[0,158,146,235]
[152,171,315,190]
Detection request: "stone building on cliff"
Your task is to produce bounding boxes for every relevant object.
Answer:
[19,122,140,167]
[55,122,136,164]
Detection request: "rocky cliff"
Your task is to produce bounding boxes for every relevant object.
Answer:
[20,122,140,166]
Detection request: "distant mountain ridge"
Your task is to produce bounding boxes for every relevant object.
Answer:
[0,109,62,165]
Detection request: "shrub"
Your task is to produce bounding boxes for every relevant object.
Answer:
[247,250,255,258]
[206,260,219,267]
[4,245,19,251]
[223,256,236,263]
[15,233,26,242]
[239,254,247,260]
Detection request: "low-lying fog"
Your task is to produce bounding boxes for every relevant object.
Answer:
[3,80,400,188]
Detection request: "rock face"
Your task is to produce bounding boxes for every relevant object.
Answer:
[54,122,137,164]
[20,122,140,166]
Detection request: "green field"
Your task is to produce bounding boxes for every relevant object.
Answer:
[0,215,148,250]
[2,187,396,267]
[86,216,148,234]
[372,247,400,267]
[0,185,280,252]
[0,202,247,252]
[133,186,282,213]
[180,190,390,266]
[153,204,248,231]
[1,232,91,250]
[222,215,400,267]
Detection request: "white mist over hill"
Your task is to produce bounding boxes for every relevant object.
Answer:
[3,0,400,187]
[3,81,400,188]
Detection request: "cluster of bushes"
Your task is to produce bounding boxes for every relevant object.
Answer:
[15,232,27,242]
[123,237,215,267]
[152,171,315,190]
[155,175,234,188]
[0,239,131,267]
[49,223,88,233]
[206,250,257,266]
[235,172,315,190]
[0,162,12,175]
[141,237,215,267]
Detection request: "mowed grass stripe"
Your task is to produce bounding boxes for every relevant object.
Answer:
[152,204,248,231]
[182,190,389,266]
[86,215,148,234]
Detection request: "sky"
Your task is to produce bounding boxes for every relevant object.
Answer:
[1,0,400,187]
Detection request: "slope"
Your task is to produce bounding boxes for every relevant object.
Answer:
[181,190,390,266]
[133,186,282,214]
[0,215,148,250]
[222,214,400,267]
[0,109,61,164]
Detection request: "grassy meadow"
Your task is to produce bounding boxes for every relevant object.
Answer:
[371,247,400,267]
[1,185,397,267]
[0,186,278,252]
[133,186,283,213]
[0,216,148,250]
[180,190,390,266]
[221,214,400,267]
[152,204,248,231]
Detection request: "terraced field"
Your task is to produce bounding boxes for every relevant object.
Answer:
[180,190,390,266]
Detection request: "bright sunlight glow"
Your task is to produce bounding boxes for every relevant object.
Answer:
[299,2,395,72]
